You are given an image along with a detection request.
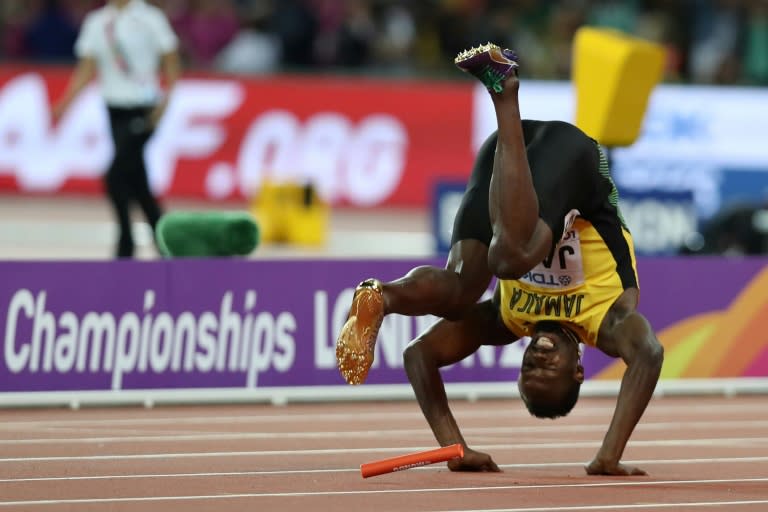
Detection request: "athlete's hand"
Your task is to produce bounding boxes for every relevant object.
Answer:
[52,100,70,122]
[585,458,647,476]
[148,98,169,128]
[448,447,501,472]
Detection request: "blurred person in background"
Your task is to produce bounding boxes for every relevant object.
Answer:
[214,1,280,75]
[271,0,318,69]
[682,201,768,256]
[173,0,238,68]
[53,0,181,258]
[3,0,764,85]
[332,0,377,68]
[744,0,768,84]
[688,0,743,84]
[371,1,416,74]
[1,0,38,59]
[23,0,79,62]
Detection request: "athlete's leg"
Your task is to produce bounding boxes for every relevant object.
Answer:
[383,127,500,319]
[455,45,553,279]
[487,75,555,278]
[384,239,491,319]
[104,108,137,258]
[336,240,493,385]
[336,132,500,385]
[104,163,134,258]
[130,127,164,233]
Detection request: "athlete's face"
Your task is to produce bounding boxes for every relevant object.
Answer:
[518,327,584,413]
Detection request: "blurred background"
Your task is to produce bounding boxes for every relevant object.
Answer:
[1,0,768,259]
[4,0,768,84]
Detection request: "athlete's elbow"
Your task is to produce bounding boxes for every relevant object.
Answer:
[488,261,529,280]
[646,341,665,369]
[632,336,664,374]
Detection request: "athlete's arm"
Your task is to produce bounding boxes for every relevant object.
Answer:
[589,288,664,476]
[53,57,97,120]
[149,50,181,127]
[403,298,511,472]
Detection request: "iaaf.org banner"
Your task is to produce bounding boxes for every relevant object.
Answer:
[3,67,768,213]
[0,67,475,207]
[2,258,767,395]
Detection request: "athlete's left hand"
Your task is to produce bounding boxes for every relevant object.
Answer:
[448,447,501,472]
[148,99,169,128]
[585,458,647,476]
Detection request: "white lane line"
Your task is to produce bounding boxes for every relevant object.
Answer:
[6,420,768,445]
[2,456,768,483]
[1,477,767,506]
[2,438,766,463]
[0,402,764,429]
[438,501,768,512]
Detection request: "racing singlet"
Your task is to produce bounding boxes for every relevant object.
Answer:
[454,120,638,346]
[499,215,638,347]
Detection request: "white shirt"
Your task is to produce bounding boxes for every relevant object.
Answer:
[215,30,280,75]
[75,0,178,107]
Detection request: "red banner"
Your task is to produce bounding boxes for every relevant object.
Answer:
[0,67,476,207]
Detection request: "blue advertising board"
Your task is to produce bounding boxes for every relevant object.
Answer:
[432,180,466,256]
[618,189,697,255]
[433,181,697,257]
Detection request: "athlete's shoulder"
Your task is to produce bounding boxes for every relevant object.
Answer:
[81,6,108,25]
[135,1,170,21]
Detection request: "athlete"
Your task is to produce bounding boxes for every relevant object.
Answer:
[335,44,664,476]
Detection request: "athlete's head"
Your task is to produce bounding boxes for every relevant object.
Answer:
[518,321,584,419]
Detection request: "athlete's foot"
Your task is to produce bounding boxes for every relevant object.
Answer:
[454,42,519,94]
[336,278,385,385]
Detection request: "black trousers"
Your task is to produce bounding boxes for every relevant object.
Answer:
[105,106,164,258]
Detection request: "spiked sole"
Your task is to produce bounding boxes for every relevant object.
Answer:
[336,280,384,385]
[455,43,519,93]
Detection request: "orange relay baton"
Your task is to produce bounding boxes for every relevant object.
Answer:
[360,443,464,478]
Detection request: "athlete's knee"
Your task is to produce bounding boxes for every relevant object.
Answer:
[415,266,485,320]
[402,335,431,372]
[441,282,479,321]
[446,273,492,320]
[487,238,532,280]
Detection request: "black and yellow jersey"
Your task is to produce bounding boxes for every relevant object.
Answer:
[499,215,637,346]
[452,120,638,346]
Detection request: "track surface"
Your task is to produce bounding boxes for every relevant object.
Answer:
[2,396,768,511]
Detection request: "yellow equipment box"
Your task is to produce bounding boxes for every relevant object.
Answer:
[572,27,666,147]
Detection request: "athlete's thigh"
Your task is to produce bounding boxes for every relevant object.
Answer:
[444,239,493,303]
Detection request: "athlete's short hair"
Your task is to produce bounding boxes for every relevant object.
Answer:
[521,379,581,419]
[521,321,582,419]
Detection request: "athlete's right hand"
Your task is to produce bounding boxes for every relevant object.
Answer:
[585,458,647,476]
[52,100,69,122]
[447,447,501,472]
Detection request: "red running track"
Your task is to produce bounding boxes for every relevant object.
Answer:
[2,396,768,511]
